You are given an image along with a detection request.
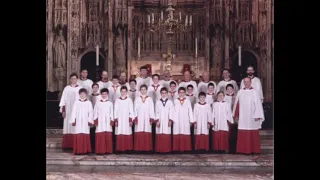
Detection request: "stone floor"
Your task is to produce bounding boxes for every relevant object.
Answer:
[46,172,274,180]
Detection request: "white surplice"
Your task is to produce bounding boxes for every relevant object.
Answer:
[216,79,239,94]
[240,77,264,101]
[224,94,236,111]
[159,79,173,89]
[212,101,234,131]
[136,76,152,90]
[59,85,82,134]
[89,94,101,107]
[108,84,121,103]
[173,98,195,135]
[186,94,197,110]
[114,97,135,135]
[128,89,139,103]
[93,99,114,133]
[134,96,155,133]
[97,80,112,91]
[193,102,212,135]
[205,93,216,106]
[233,88,265,130]
[168,90,178,103]
[77,79,93,94]
[155,98,174,134]
[69,99,94,134]
[147,84,163,105]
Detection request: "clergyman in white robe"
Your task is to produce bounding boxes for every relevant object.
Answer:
[233,86,265,154]
[240,77,263,102]
[59,84,82,149]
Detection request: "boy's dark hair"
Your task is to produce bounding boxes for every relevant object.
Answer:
[80,69,88,72]
[198,92,206,98]
[152,74,160,79]
[140,84,148,90]
[92,83,99,88]
[187,84,194,89]
[129,79,137,84]
[69,73,78,79]
[140,66,147,71]
[100,88,109,94]
[160,87,168,93]
[112,75,119,80]
[178,87,186,92]
[79,88,87,94]
[120,86,128,91]
[208,83,215,88]
[222,68,230,73]
[170,81,177,86]
[226,84,234,89]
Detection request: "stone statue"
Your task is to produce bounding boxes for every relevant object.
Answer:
[114,24,126,74]
[52,27,66,69]
[212,26,222,69]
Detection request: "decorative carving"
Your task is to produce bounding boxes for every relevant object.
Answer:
[52,26,66,69]
[114,23,127,75]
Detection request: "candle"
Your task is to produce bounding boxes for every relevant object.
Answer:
[179,12,181,21]
[161,11,163,20]
[148,15,150,24]
[238,46,241,66]
[152,13,154,23]
[190,15,192,25]
[195,38,198,57]
[96,45,99,66]
[138,38,140,57]
[185,15,188,26]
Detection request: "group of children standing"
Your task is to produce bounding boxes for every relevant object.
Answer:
[62,73,238,155]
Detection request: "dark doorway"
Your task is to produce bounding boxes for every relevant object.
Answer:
[231,51,258,86]
[80,52,105,82]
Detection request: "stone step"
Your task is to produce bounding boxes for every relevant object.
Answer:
[46,135,273,154]
[46,149,273,167]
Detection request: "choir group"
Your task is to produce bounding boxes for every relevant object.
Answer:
[59,66,265,155]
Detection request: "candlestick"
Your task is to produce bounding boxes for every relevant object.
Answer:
[161,11,163,20]
[179,12,181,21]
[238,46,241,66]
[190,15,192,25]
[148,15,150,24]
[138,37,140,57]
[195,38,198,57]
[96,45,99,66]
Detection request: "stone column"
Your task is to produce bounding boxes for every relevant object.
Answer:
[205,0,210,72]
[107,0,113,75]
[266,0,272,102]
[127,0,133,77]
[224,1,230,69]
[66,0,72,83]
[47,0,55,91]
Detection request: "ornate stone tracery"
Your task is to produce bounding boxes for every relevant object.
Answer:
[46,0,273,102]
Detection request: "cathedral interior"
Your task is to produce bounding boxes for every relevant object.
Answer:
[46,0,273,128]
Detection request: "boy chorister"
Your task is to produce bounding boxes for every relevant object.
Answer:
[108,75,121,103]
[133,84,155,152]
[212,91,234,153]
[127,79,139,103]
[193,92,213,151]
[90,83,101,106]
[148,74,163,105]
[186,84,197,110]
[114,86,135,152]
[59,73,82,149]
[93,88,114,154]
[155,87,174,153]
[172,87,195,152]
[168,81,178,102]
[224,84,236,112]
[206,83,216,106]
[69,88,93,155]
